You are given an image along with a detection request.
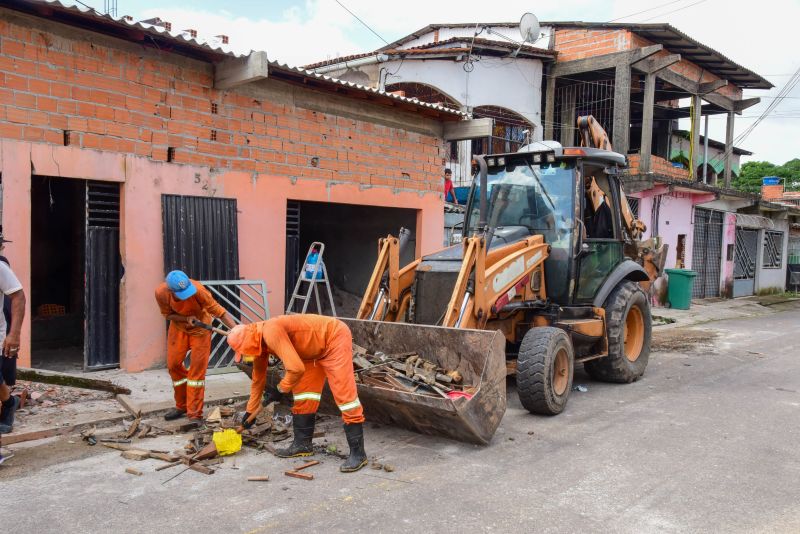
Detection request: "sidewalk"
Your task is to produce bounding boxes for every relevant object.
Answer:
[652,294,800,329]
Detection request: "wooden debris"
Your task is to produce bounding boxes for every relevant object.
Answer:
[121,449,151,461]
[100,438,131,444]
[247,476,270,482]
[125,467,143,476]
[194,442,218,461]
[219,406,235,417]
[206,406,222,423]
[202,457,224,467]
[116,394,142,417]
[155,461,182,472]
[16,367,132,394]
[176,421,201,433]
[149,452,180,463]
[188,463,215,475]
[294,460,319,471]
[137,425,152,439]
[285,470,314,481]
[103,443,131,452]
[124,417,141,439]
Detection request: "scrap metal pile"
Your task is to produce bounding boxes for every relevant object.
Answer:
[352,344,475,400]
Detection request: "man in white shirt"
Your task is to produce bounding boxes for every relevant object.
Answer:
[0,234,26,438]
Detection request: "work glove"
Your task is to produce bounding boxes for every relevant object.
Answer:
[240,411,255,429]
[262,384,284,406]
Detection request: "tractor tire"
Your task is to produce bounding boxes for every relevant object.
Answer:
[517,327,575,415]
[585,280,651,383]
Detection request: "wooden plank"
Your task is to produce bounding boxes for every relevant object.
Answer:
[115,394,142,417]
[121,449,151,461]
[248,476,270,482]
[724,111,735,188]
[294,460,320,471]
[188,463,215,475]
[194,442,218,461]
[155,460,183,472]
[214,51,269,90]
[16,367,131,394]
[125,467,143,476]
[285,470,314,481]
[442,118,493,141]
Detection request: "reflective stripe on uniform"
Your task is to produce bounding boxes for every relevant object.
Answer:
[173,379,187,387]
[186,379,205,388]
[337,398,361,412]
[293,392,322,402]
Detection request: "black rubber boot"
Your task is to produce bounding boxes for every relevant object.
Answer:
[163,408,186,421]
[276,413,316,458]
[340,423,368,473]
[0,396,19,434]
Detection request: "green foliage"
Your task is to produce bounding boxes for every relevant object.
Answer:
[733,159,800,194]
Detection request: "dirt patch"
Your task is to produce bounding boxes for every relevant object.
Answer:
[652,328,718,353]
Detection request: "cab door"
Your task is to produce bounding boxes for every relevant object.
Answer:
[574,166,624,303]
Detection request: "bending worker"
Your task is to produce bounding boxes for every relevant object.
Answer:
[226,314,367,473]
[155,270,235,421]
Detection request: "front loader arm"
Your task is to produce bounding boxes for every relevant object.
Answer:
[443,235,550,330]
[357,234,419,322]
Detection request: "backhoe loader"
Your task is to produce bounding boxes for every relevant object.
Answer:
[337,116,666,444]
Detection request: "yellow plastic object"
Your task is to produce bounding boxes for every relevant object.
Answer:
[212,428,242,456]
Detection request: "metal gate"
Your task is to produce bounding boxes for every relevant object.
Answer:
[161,195,239,280]
[691,208,723,299]
[733,227,758,297]
[285,201,301,307]
[85,181,122,370]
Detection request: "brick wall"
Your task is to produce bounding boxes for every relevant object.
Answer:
[628,153,690,181]
[553,28,631,61]
[761,184,785,200]
[0,11,445,192]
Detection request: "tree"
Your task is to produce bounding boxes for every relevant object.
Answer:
[733,159,800,194]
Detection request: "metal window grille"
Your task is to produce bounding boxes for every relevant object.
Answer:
[734,228,758,280]
[763,231,783,269]
[627,197,639,218]
[553,80,615,147]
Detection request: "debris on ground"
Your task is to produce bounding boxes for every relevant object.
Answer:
[383,464,395,472]
[125,467,142,476]
[352,344,474,399]
[573,385,588,392]
[247,476,270,482]
[652,328,718,352]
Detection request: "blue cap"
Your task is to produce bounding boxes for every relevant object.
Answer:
[166,270,197,300]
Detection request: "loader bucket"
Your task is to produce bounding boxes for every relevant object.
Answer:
[332,319,508,445]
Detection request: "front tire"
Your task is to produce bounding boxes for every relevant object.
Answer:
[585,281,651,383]
[517,327,575,415]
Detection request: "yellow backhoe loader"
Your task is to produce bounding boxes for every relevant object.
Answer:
[337,116,666,444]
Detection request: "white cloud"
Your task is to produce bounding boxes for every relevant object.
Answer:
[118,0,800,163]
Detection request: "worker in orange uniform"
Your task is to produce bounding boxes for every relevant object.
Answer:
[226,314,367,473]
[155,270,235,421]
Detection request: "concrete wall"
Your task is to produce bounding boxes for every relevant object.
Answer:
[636,190,696,271]
[0,9,448,372]
[755,218,790,294]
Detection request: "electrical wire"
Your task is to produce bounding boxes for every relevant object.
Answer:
[334,0,389,46]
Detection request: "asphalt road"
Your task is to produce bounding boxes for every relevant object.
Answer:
[4,307,800,533]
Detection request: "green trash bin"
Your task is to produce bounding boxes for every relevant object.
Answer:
[664,268,697,310]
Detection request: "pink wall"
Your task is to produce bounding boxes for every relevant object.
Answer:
[635,191,696,270]
[0,140,444,371]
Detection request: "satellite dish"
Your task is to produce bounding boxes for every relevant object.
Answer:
[519,13,540,44]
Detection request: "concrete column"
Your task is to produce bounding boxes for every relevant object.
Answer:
[724,111,735,188]
[639,72,656,173]
[544,73,556,141]
[613,62,631,154]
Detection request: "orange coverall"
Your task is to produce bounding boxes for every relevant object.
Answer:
[242,315,364,424]
[155,281,226,419]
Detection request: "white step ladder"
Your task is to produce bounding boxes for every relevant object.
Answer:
[286,242,337,316]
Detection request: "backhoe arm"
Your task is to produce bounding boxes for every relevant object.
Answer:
[356,234,419,321]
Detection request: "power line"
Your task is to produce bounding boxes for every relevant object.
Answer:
[334,0,389,46]
[640,0,708,22]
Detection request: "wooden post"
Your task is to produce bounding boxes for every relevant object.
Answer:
[544,73,556,141]
[690,94,702,180]
[639,72,656,173]
[613,62,631,155]
[560,87,575,146]
[724,111,735,188]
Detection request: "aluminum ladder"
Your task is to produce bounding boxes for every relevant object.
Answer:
[285,242,337,316]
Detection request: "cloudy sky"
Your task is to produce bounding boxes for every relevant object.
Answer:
[75,0,799,165]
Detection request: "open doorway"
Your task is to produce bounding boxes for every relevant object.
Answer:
[30,176,85,372]
[30,177,121,372]
[286,201,418,317]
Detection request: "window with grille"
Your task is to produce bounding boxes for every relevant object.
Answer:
[627,197,639,218]
[763,231,783,269]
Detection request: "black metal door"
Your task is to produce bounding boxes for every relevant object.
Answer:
[734,227,758,297]
[161,195,239,280]
[84,181,121,370]
[691,208,723,299]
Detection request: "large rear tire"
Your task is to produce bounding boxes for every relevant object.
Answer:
[517,327,575,415]
[585,280,651,383]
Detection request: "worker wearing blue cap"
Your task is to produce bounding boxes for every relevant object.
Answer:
[155,270,235,420]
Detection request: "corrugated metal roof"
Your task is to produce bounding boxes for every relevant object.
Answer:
[381,21,772,90]
[2,0,463,117]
